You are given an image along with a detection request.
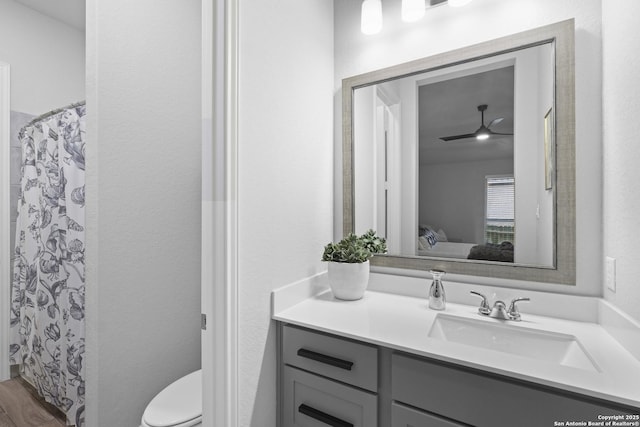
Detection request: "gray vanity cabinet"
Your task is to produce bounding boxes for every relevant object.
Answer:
[281,324,379,427]
[278,323,638,427]
[283,367,378,427]
[392,353,635,427]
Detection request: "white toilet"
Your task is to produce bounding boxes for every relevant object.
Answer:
[141,369,202,427]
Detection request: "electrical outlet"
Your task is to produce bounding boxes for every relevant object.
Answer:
[606,257,616,292]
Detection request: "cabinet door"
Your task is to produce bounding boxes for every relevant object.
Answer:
[392,353,636,427]
[283,366,377,427]
[392,403,466,427]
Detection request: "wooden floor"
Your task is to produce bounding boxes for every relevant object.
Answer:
[0,377,66,427]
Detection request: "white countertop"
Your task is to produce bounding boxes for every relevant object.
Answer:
[273,289,640,409]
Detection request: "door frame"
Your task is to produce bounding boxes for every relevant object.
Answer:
[374,86,401,253]
[0,61,10,381]
[201,1,239,426]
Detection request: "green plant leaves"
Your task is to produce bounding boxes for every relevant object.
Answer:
[322,230,387,263]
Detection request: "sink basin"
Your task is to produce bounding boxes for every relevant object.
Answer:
[428,314,599,372]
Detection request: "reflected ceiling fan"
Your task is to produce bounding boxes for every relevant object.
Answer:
[439,104,513,142]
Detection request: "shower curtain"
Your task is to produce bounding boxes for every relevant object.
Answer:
[9,102,86,427]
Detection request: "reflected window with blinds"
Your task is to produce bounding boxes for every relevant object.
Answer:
[485,176,515,244]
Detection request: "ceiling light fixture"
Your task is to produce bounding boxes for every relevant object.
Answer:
[361,0,472,36]
[448,0,473,7]
[475,130,490,141]
[402,0,425,22]
[361,0,383,35]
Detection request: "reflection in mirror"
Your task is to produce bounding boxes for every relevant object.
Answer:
[344,19,575,284]
[418,66,516,263]
[353,42,555,268]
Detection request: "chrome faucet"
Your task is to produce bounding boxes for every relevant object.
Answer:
[507,297,530,321]
[470,291,530,321]
[489,300,509,320]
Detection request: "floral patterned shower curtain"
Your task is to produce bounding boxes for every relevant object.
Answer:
[9,102,86,427]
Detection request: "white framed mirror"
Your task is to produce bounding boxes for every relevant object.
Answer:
[343,19,575,285]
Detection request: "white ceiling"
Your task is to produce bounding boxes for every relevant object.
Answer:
[14,0,85,31]
[417,66,515,165]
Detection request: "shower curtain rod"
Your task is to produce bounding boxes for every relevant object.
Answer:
[24,100,86,128]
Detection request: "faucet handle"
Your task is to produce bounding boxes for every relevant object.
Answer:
[470,291,491,315]
[507,297,530,321]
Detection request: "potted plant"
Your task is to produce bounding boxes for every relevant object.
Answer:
[321,230,387,300]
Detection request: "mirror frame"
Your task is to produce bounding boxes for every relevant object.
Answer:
[342,19,575,285]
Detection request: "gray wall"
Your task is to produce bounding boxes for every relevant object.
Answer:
[85,1,202,425]
[419,158,513,244]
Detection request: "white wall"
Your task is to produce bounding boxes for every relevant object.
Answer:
[85,1,202,426]
[354,86,376,232]
[602,0,640,323]
[0,0,85,114]
[512,43,554,266]
[512,45,541,264]
[237,1,334,426]
[420,158,513,244]
[335,0,603,295]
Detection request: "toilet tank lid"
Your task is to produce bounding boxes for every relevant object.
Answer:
[143,370,202,427]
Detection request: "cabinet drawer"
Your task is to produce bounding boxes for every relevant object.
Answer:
[392,403,465,427]
[283,325,378,392]
[392,353,634,427]
[283,366,377,427]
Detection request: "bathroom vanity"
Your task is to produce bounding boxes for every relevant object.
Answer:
[274,16,639,427]
[273,288,640,427]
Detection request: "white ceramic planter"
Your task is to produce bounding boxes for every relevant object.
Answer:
[327,260,370,300]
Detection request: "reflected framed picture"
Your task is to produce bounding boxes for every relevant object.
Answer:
[544,107,554,190]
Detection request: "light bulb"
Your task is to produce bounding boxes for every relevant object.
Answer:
[361,0,383,35]
[448,0,473,7]
[476,133,489,141]
[402,0,425,22]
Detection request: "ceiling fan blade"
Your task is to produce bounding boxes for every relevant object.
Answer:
[439,106,512,142]
[487,117,504,128]
[439,133,477,142]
